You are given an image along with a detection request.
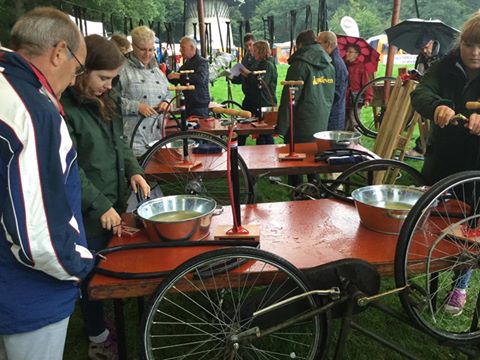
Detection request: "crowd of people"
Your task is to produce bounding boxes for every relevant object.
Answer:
[0,5,479,359]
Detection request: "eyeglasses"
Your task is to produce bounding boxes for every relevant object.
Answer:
[133,42,156,53]
[66,45,86,76]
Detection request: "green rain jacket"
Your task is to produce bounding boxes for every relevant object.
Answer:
[61,87,144,236]
[411,50,480,185]
[277,43,335,143]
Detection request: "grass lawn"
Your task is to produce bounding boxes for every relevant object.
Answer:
[63,62,468,359]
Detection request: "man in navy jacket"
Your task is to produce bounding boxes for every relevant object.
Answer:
[0,7,94,359]
[318,31,348,130]
[168,36,210,118]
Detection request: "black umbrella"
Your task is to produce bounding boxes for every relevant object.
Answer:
[385,19,459,55]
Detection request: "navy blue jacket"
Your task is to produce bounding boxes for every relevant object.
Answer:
[328,47,348,130]
[171,52,210,110]
[0,50,94,334]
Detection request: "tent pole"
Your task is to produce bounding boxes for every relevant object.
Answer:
[196,0,206,58]
[385,0,401,77]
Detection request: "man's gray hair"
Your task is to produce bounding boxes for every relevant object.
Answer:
[318,31,338,48]
[10,7,81,57]
[180,36,197,48]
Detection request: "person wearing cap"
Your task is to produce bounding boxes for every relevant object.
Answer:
[415,35,441,75]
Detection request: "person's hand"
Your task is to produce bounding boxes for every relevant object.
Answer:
[433,105,455,128]
[168,72,181,80]
[138,102,157,117]
[100,208,123,237]
[156,101,169,112]
[131,174,151,199]
[466,113,480,135]
[240,67,251,76]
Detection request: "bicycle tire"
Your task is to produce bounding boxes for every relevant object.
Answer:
[140,131,255,205]
[353,76,396,138]
[395,170,480,344]
[141,247,329,360]
[321,159,425,203]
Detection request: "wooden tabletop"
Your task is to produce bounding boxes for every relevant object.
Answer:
[88,199,397,301]
[144,142,377,178]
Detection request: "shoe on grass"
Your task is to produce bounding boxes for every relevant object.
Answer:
[88,332,118,360]
[444,288,467,316]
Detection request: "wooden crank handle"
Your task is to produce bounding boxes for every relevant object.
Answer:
[281,80,304,86]
[466,101,480,110]
[180,70,195,74]
[212,107,252,118]
[168,85,196,91]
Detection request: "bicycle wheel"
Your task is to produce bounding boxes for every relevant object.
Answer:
[321,159,425,203]
[395,171,480,344]
[353,76,396,138]
[141,131,255,205]
[141,247,329,360]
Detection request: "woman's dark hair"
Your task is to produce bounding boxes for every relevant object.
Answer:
[75,34,125,121]
[244,33,255,43]
[296,30,317,48]
[346,43,361,54]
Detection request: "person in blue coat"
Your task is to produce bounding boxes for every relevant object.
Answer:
[0,8,94,360]
[317,31,348,130]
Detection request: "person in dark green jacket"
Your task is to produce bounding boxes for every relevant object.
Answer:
[62,35,150,360]
[277,30,335,186]
[239,40,278,145]
[277,29,335,144]
[410,12,480,317]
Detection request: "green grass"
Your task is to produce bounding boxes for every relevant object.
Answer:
[63,62,468,359]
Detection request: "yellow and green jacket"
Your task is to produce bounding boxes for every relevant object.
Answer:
[277,43,335,143]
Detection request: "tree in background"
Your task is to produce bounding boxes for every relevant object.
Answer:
[329,0,385,39]
[1,0,478,48]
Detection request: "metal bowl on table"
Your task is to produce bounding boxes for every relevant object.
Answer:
[351,185,424,235]
[136,195,218,242]
[313,131,361,152]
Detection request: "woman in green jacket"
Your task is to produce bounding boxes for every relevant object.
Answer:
[410,12,480,318]
[62,35,150,360]
[239,40,278,145]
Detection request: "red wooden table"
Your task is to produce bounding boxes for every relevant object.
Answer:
[88,199,395,301]
[87,199,396,359]
[144,142,377,178]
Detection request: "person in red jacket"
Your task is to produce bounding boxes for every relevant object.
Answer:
[344,44,373,132]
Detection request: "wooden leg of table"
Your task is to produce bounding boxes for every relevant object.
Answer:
[137,297,145,324]
[113,299,127,360]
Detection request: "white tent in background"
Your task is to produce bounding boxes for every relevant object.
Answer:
[69,15,104,36]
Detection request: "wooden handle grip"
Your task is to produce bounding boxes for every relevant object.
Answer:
[180,70,195,74]
[168,85,195,91]
[281,80,304,86]
[252,70,267,75]
[466,101,480,110]
[212,107,252,118]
